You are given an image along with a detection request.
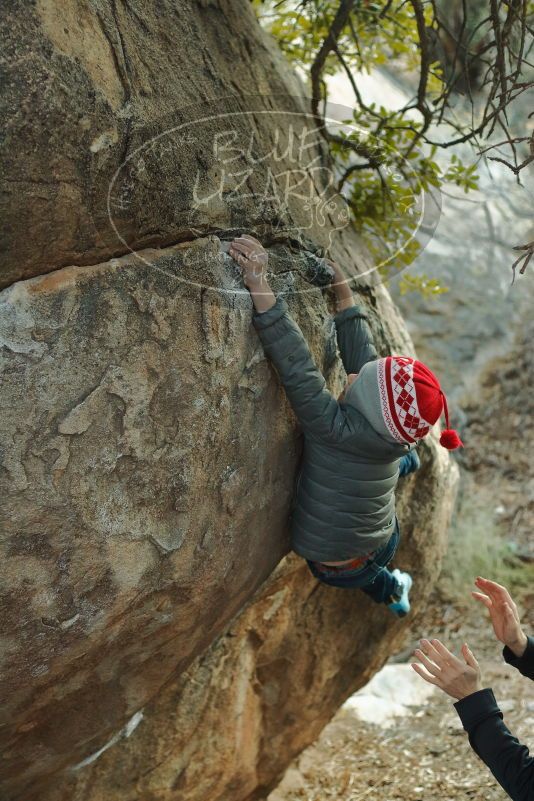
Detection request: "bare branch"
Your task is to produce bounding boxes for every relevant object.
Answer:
[511,240,534,282]
[288,0,533,280]
[310,0,356,122]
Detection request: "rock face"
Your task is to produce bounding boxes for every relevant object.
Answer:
[0,0,347,290]
[35,447,455,801]
[0,2,457,800]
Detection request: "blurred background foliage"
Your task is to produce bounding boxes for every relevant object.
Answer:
[253,0,534,285]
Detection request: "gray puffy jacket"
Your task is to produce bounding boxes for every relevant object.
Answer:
[252,295,412,562]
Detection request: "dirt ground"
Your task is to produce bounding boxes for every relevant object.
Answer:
[268,312,534,801]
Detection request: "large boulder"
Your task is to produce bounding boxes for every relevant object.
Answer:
[0,1,458,799]
[0,240,456,800]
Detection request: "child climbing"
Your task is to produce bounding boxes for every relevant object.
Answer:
[229,234,462,617]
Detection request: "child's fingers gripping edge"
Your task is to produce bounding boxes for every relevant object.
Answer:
[231,239,255,255]
[240,233,263,246]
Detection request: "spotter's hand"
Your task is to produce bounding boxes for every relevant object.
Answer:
[472,577,528,658]
[411,638,483,701]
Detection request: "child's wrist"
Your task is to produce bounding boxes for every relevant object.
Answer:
[334,279,355,300]
[247,274,269,292]
[332,270,352,292]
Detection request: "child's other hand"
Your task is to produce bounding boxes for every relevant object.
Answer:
[229,234,268,288]
[325,257,341,277]
[326,258,349,288]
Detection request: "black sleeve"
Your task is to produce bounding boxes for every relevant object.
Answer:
[454,688,534,801]
[333,305,378,376]
[503,636,534,681]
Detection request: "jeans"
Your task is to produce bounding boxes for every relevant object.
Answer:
[398,448,419,478]
[306,518,402,603]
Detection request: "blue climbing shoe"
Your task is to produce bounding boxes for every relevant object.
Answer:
[388,569,413,617]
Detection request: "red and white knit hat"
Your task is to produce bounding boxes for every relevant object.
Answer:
[345,356,463,450]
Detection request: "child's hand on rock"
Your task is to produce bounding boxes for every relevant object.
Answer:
[325,257,340,274]
[229,234,268,288]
